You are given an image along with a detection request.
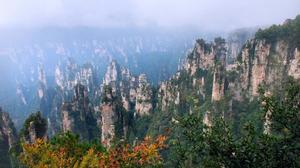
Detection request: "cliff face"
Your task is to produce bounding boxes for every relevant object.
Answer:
[154,16,300,132]
[102,60,137,111]
[234,18,300,133]
[21,112,47,144]
[0,108,17,149]
[135,74,153,116]
[35,59,154,143]
[158,38,227,113]
[55,59,97,99]
[9,16,298,148]
[237,39,300,97]
[99,61,153,146]
[38,59,99,137]
[211,38,227,101]
[37,63,63,137]
[103,61,126,110]
[99,86,119,147]
[28,59,99,140]
[183,39,215,74]
[227,28,256,62]
[61,84,98,140]
[236,16,300,98]
[0,108,17,167]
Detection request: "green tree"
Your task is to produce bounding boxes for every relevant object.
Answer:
[171,78,300,168]
[20,111,47,141]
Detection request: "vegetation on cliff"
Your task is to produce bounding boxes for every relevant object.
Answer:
[19,132,166,168]
[19,111,47,142]
[256,15,300,48]
[168,78,300,167]
[16,77,300,168]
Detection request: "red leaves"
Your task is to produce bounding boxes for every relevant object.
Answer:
[19,135,167,168]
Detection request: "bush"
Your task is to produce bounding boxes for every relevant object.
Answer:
[19,132,167,168]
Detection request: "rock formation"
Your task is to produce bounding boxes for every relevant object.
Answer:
[0,108,18,167]
[99,61,154,146]
[227,28,256,62]
[135,74,153,116]
[211,38,227,101]
[99,86,118,147]
[21,111,47,144]
[61,84,98,140]
[158,38,228,116]
[237,39,300,97]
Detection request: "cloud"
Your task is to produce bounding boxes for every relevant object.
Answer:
[0,0,299,30]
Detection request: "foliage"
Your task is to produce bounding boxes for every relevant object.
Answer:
[260,77,300,138]
[101,85,114,103]
[19,111,47,140]
[169,78,300,167]
[128,115,152,141]
[196,39,212,54]
[19,132,167,168]
[255,15,300,48]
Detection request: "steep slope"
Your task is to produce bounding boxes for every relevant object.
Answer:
[236,16,300,98]
[0,30,194,123]
[0,108,18,167]
[61,84,99,140]
[34,59,99,137]
[149,15,300,138]
[135,74,153,116]
[99,61,153,146]
[149,37,227,135]
[227,28,257,63]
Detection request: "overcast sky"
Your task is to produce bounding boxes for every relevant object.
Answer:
[0,0,300,31]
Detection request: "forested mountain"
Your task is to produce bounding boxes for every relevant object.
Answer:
[0,15,299,167]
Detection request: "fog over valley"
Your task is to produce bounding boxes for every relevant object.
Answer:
[0,1,300,167]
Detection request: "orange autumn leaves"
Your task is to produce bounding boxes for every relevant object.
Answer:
[19,135,167,168]
[97,136,166,167]
[20,139,76,167]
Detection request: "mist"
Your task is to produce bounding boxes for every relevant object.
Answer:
[0,0,300,31]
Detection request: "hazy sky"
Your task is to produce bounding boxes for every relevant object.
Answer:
[0,0,300,31]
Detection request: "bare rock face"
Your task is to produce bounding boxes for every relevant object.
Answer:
[158,82,170,112]
[159,38,227,113]
[154,17,300,134]
[61,84,99,140]
[211,38,227,101]
[227,28,256,61]
[55,60,97,98]
[102,61,136,110]
[22,112,47,144]
[185,38,227,102]
[101,60,153,113]
[100,86,116,147]
[232,15,300,133]
[288,48,300,79]
[100,61,131,146]
[99,61,154,146]
[0,108,18,167]
[211,71,225,101]
[38,63,63,137]
[183,39,215,75]
[135,74,153,116]
[38,64,47,99]
[28,121,37,143]
[38,59,97,136]
[103,60,120,87]
[0,108,17,149]
[38,59,98,138]
[99,85,129,147]
[61,103,74,133]
[238,39,300,97]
